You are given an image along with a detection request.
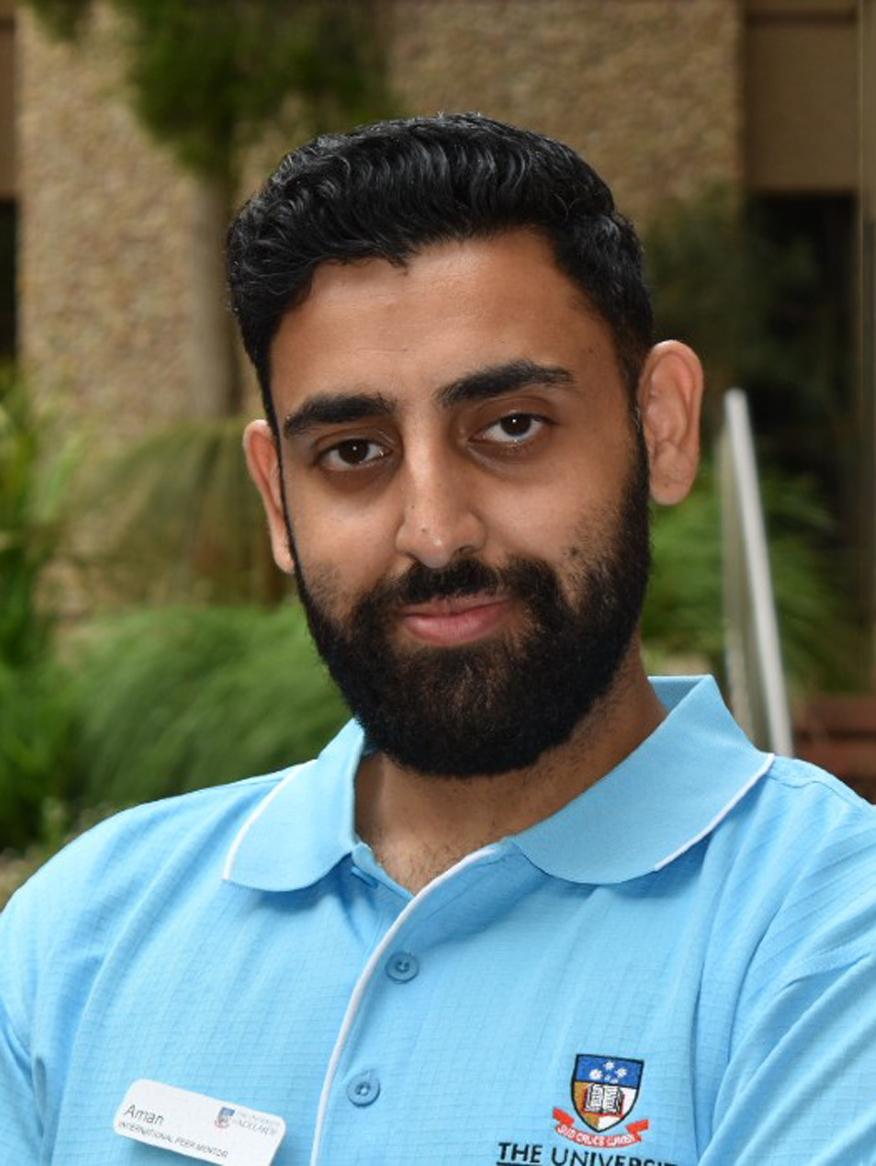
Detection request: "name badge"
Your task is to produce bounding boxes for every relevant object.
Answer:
[114,1078,286,1165]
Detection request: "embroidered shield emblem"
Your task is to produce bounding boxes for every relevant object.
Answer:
[571,1054,644,1132]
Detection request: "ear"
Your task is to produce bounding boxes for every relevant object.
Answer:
[243,420,296,575]
[638,340,704,506]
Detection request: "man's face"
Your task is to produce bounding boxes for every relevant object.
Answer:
[257,232,653,775]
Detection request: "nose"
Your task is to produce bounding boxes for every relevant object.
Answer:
[394,452,487,570]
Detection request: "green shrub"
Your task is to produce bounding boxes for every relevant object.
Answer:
[644,462,853,694]
[79,419,282,605]
[0,658,81,850]
[0,371,83,849]
[75,603,348,808]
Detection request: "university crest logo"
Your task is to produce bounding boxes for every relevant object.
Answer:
[571,1054,644,1132]
[551,1053,648,1149]
[214,1106,235,1129]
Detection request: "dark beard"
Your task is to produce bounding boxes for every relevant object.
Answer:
[292,438,651,777]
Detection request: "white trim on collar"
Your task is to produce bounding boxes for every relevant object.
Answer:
[222,762,310,883]
[652,752,774,872]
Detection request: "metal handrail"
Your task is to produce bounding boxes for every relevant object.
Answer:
[719,388,793,755]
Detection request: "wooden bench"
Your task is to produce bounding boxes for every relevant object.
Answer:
[795,695,876,803]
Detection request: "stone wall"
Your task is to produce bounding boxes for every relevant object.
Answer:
[16,1,743,435]
[386,0,742,226]
[16,5,199,438]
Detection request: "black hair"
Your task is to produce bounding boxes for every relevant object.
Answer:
[226,112,653,432]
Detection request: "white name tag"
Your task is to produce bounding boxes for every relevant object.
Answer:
[114,1079,286,1165]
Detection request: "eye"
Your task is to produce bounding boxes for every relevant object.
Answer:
[477,413,548,446]
[319,438,389,471]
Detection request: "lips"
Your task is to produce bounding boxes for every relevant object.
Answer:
[398,592,512,646]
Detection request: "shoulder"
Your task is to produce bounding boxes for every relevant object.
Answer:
[719,751,876,889]
[43,770,297,883]
[752,752,876,852]
[721,754,876,983]
[699,751,876,935]
[764,752,874,807]
[711,748,876,850]
[0,765,316,1049]
[0,765,309,969]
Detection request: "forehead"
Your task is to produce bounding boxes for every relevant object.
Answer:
[269,231,621,406]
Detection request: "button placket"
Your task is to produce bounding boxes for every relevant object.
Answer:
[314,847,506,1162]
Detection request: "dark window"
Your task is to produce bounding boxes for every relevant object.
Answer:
[0,200,15,358]
[747,194,855,548]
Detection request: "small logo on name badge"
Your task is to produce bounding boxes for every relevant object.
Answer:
[571,1054,644,1132]
[215,1106,236,1129]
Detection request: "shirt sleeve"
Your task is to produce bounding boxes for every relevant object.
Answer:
[0,888,43,1163]
[701,941,876,1160]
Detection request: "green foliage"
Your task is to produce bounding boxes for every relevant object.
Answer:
[25,0,394,182]
[0,382,346,845]
[0,371,52,665]
[0,659,81,851]
[81,418,282,605]
[0,371,82,849]
[643,461,854,694]
[74,603,348,808]
[121,0,391,181]
[26,0,90,40]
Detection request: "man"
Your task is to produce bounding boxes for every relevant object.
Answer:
[2,114,875,1165]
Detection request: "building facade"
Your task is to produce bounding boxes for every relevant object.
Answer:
[3,1,861,430]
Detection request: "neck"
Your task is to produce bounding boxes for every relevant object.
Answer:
[354,645,664,893]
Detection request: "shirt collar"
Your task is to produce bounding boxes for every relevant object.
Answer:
[224,676,773,891]
[513,675,773,883]
[223,719,360,892]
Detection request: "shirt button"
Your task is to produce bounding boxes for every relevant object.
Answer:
[386,951,419,982]
[346,1070,380,1106]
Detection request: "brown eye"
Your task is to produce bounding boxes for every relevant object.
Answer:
[479,413,547,446]
[321,439,388,471]
[336,440,371,464]
[500,414,536,437]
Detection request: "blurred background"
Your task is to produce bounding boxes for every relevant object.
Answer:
[1,0,874,900]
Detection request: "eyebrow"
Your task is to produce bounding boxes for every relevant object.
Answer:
[281,359,574,439]
[283,392,395,438]
[435,359,574,408]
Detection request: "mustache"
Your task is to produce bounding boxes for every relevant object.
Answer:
[364,556,557,610]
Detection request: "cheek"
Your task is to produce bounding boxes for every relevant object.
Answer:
[295,557,348,617]
[482,473,603,564]
[289,496,398,615]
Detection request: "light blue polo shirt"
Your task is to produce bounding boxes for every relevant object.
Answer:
[3,676,876,1165]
